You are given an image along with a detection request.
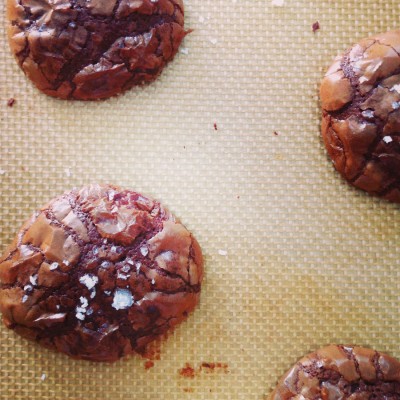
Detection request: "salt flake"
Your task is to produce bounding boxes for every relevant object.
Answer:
[117,272,130,280]
[271,0,284,6]
[22,295,28,303]
[391,84,400,93]
[121,265,130,273]
[383,136,393,144]
[218,249,228,256]
[79,274,98,290]
[76,312,85,321]
[362,110,374,119]
[140,246,149,257]
[65,168,72,177]
[112,289,134,310]
[79,296,88,308]
[41,374,46,381]
[0,169,6,175]
[50,262,59,270]
[24,284,33,292]
[29,274,38,286]
[180,47,189,55]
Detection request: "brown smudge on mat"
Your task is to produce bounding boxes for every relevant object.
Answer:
[179,362,230,378]
[179,363,196,378]
[200,362,229,373]
[144,361,155,370]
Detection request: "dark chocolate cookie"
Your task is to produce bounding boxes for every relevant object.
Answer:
[320,30,400,202]
[0,184,203,362]
[269,345,400,399]
[7,0,187,100]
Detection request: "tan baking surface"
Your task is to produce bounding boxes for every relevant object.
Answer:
[1,0,400,399]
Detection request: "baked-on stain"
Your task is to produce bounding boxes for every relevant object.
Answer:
[320,29,400,202]
[144,360,155,370]
[0,184,204,362]
[269,344,400,399]
[183,388,194,393]
[6,0,187,100]
[201,362,229,372]
[179,362,229,378]
[179,363,196,378]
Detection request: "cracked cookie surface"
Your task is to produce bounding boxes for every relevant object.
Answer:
[269,345,400,399]
[320,29,400,202]
[7,0,186,99]
[0,184,203,362]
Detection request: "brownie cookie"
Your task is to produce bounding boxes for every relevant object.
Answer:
[0,184,203,362]
[269,345,400,399]
[7,0,187,100]
[320,30,400,202]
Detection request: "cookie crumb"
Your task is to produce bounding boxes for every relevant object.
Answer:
[312,21,320,33]
[7,98,15,107]
[183,388,194,393]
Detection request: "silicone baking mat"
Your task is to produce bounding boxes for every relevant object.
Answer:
[1,0,400,399]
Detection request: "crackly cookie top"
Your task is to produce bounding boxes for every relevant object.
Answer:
[320,30,400,202]
[0,184,203,362]
[269,345,400,399]
[7,0,186,99]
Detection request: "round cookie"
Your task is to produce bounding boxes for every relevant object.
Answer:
[320,29,400,202]
[7,0,187,100]
[269,344,400,399]
[0,184,203,362]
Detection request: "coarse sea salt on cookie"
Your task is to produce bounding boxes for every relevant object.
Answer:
[0,184,204,362]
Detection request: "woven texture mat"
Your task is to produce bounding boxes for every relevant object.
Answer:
[1,1,400,399]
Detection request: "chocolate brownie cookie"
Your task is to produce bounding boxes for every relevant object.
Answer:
[0,184,203,362]
[7,0,187,100]
[269,345,400,399]
[320,30,400,202]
